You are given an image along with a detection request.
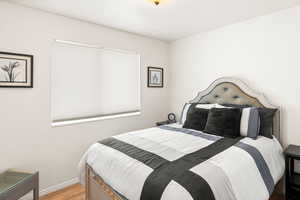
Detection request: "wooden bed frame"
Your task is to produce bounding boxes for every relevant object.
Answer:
[85,77,283,200]
[85,164,123,200]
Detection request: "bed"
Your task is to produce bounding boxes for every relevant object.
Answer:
[78,77,285,200]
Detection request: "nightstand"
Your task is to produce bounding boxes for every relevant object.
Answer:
[285,145,300,200]
[156,120,175,126]
[0,169,39,200]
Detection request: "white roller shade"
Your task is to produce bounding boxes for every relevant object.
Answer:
[51,40,141,124]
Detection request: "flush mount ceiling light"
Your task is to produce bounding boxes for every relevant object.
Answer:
[147,0,165,6]
[153,0,160,5]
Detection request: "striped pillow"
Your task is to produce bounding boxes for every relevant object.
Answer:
[240,107,260,139]
[215,104,260,139]
[180,103,217,124]
[180,103,192,124]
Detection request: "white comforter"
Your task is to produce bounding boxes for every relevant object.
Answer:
[78,124,284,200]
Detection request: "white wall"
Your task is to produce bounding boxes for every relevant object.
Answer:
[0,1,169,192]
[3,0,300,194]
[170,5,300,147]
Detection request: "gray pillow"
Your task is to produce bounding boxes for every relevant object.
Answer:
[257,108,277,139]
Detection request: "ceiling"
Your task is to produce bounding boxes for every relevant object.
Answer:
[8,0,300,41]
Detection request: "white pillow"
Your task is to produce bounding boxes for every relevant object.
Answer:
[195,103,219,109]
[179,103,192,124]
[214,104,228,108]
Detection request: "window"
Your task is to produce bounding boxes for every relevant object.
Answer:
[51,40,141,126]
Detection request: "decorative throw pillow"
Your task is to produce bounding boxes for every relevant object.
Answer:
[183,107,210,131]
[180,103,192,124]
[180,103,216,124]
[204,108,242,138]
[220,104,260,139]
[257,108,277,139]
[240,107,260,139]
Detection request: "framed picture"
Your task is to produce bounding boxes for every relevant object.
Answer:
[147,67,163,88]
[0,52,33,88]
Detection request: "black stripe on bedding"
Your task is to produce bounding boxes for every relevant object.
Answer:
[100,137,168,169]
[159,126,275,195]
[174,170,215,200]
[141,137,242,200]
[100,136,241,200]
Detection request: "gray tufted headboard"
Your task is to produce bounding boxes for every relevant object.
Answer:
[189,77,280,140]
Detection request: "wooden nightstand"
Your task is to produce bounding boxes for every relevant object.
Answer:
[285,145,300,200]
[156,120,175,126]
[0,169,39,200]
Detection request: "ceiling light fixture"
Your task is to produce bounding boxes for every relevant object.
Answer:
[153,0,160,5]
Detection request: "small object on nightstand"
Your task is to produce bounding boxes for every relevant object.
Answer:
[0,169,39,200]
[168,113,176,122]
[285,145,300,200]
[156,113,177,126]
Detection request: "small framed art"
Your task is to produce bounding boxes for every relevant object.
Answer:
[147,67,163,88]
[0,52,33,88]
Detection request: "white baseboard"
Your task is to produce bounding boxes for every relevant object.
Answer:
[21,177,79,200]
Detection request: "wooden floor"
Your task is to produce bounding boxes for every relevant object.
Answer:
[40,183,284,200]
[40,184,85,200]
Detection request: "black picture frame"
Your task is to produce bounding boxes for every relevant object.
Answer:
[147,66,163,88]
[0,52,33,88]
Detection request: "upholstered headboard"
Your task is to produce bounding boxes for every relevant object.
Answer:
[189,77,280,140]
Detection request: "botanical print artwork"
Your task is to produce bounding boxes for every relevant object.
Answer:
[0,52,33,88]
[148,67,163,88]
[0,59,27,83]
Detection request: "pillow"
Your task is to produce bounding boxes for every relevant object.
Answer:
[183,107,209,131]
[257,108,277,139]
[218,104,260,139]
[204,108,242,138]
[221,104,277,139]
[180,103,216,124]
[180,103,192,124]
[240,107,260,139]
[195,103,218,109]
[221,104,251,108]
[214,104,228,108]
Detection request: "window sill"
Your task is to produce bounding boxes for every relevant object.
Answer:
[51,111,141,127]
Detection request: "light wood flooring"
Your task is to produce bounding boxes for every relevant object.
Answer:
[40,184,85,200]
[40,183,284,200]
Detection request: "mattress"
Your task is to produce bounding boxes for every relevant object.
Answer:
[78,123,285,200]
